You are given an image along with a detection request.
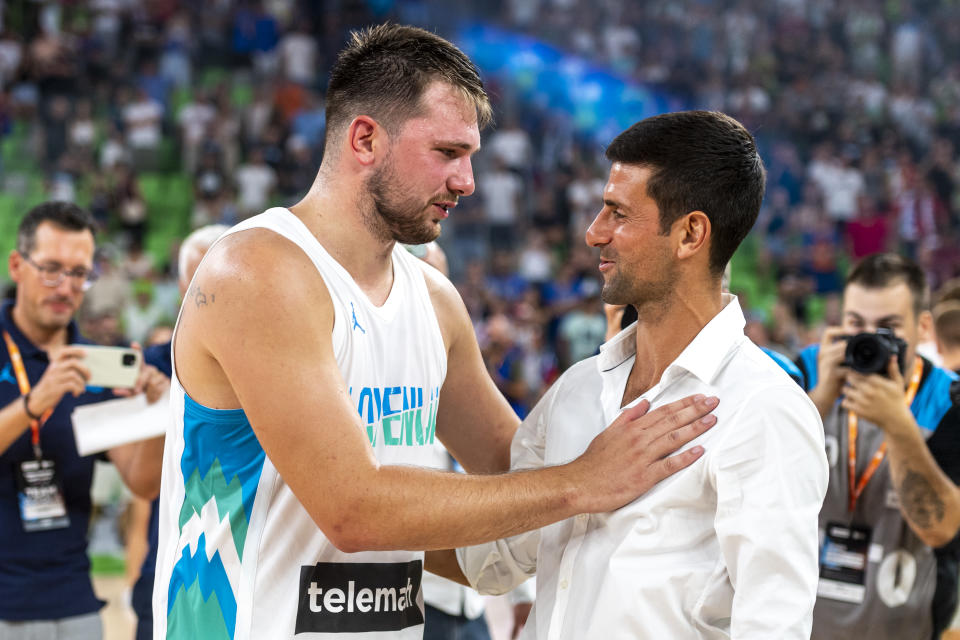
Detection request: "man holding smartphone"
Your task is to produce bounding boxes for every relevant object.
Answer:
[0,201,168,640]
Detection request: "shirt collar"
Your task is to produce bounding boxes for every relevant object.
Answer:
[597,294,746,386]
[1,299,79,359]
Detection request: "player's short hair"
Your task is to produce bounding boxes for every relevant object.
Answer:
[324,23,491,147]
[17,201,97,255]
[605,111,766,276]
[845,253,929,318]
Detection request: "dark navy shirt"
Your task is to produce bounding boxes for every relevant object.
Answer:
[0,300,115,620]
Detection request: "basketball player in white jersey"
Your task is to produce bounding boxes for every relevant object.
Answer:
[153,24,719,640]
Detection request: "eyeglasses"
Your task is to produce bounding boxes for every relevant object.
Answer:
[21,255,98,291]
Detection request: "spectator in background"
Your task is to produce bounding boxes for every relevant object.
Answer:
[480,156,524,250]
[934,300,960,375]
[0,202,167,640]
[234,146,277,219]
[122,87,163,172]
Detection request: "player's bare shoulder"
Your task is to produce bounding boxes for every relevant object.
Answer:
[181,228,335,342]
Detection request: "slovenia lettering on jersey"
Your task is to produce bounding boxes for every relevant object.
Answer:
[350,385,440,447]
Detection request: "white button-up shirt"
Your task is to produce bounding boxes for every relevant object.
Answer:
[458,295,828,639]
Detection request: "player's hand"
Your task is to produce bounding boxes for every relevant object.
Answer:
[809,327,848,415]
[572,394,718,513]
[842,356,915,440]
[29,345,90,415]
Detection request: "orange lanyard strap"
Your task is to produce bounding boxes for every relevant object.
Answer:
[3,330,52,456]
[847,356,924,513]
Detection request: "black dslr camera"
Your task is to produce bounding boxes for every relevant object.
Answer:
[842,328,908,377]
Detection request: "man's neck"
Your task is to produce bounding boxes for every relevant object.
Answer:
[622,287,724,407]
[290,178,397,306]
[11,304,68,351]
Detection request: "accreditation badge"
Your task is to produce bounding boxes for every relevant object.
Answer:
[15,458,70,532]
[817,521,872,604]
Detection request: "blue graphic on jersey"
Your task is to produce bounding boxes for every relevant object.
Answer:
[179,397,265,526]
[350,302,366,334]
[0,363,14,386]
[166,532,237,638]
[349,385,440,446]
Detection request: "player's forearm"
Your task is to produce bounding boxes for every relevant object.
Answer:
[424,550,470,586]
[887,428,960,547]
[109,435,165,500]
[323,463,579,553]
[0,396,36,455]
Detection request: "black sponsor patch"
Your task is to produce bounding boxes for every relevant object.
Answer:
[295,560,424,634]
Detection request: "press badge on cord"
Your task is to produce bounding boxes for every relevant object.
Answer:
[15,458,70,532]
[817,522,872,604]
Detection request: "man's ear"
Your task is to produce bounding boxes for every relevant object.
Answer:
[346,115,386,167]
[8,250,22,285]
[918,309,934,343]
[675,211,711,262]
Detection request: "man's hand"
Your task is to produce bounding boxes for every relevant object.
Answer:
[570,394,718,514]
[809,326,848,418]
[113,343,170,403]
[28,345,90,415]
[841,356,915,440]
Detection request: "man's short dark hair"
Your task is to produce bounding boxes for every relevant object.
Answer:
[604,110,766,276]
[17,201,97,255]
[324,23,491,146]
[845,252,929,318]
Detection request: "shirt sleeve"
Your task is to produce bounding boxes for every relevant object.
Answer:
[456,380,556,595]
[711,383,828,639]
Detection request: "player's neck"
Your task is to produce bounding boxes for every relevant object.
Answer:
[291,183,397,306]
[11,304,67,351]
[622,285,723,407]
[939,348,960,374]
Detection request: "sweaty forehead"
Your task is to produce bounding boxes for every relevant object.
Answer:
[398,82,482,150]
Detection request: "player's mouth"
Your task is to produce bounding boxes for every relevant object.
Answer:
[431,201,457,219]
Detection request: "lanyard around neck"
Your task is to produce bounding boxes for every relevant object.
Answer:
[846,356,923,513]
[3,330,53,458]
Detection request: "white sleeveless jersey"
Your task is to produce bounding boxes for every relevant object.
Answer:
[153,208,448,640]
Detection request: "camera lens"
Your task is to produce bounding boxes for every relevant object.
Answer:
[845,333,891,374]
[122,353,137,367]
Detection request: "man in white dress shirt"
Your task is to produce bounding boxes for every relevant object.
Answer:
[441,111,830,639]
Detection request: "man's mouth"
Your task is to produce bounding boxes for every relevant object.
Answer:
[431,201,457,218]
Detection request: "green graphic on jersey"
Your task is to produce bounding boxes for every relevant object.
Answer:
[167,581,232,640]
[179,459,249,557]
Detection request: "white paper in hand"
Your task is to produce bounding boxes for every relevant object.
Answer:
[72,390,170,456]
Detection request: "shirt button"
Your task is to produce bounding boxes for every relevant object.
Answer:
[560,579,569,589]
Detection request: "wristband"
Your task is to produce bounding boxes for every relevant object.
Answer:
[23,391,42,421]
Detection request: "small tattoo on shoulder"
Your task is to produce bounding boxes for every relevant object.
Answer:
[192,286,215,309]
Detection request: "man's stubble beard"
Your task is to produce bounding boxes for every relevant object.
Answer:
[363,158,441,246]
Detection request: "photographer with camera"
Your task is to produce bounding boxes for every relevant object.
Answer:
[796,252,960,640]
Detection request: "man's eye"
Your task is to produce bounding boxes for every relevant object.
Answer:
[438,148,457,158]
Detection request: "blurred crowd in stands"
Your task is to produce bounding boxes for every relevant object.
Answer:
[1,0,959,422]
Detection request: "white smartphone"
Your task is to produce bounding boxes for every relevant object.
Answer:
[72,345,142,388]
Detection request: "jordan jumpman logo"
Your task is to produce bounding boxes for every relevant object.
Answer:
[0,363,15,386]
[351,303,366,334]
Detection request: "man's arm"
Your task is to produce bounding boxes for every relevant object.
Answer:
[424,263,519,473]
[0,346,88,455]
[716,386,828,638]
[843,359,960,547]
[185,232,718,553]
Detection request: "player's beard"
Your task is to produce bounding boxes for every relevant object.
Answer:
[363,156,442,245]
